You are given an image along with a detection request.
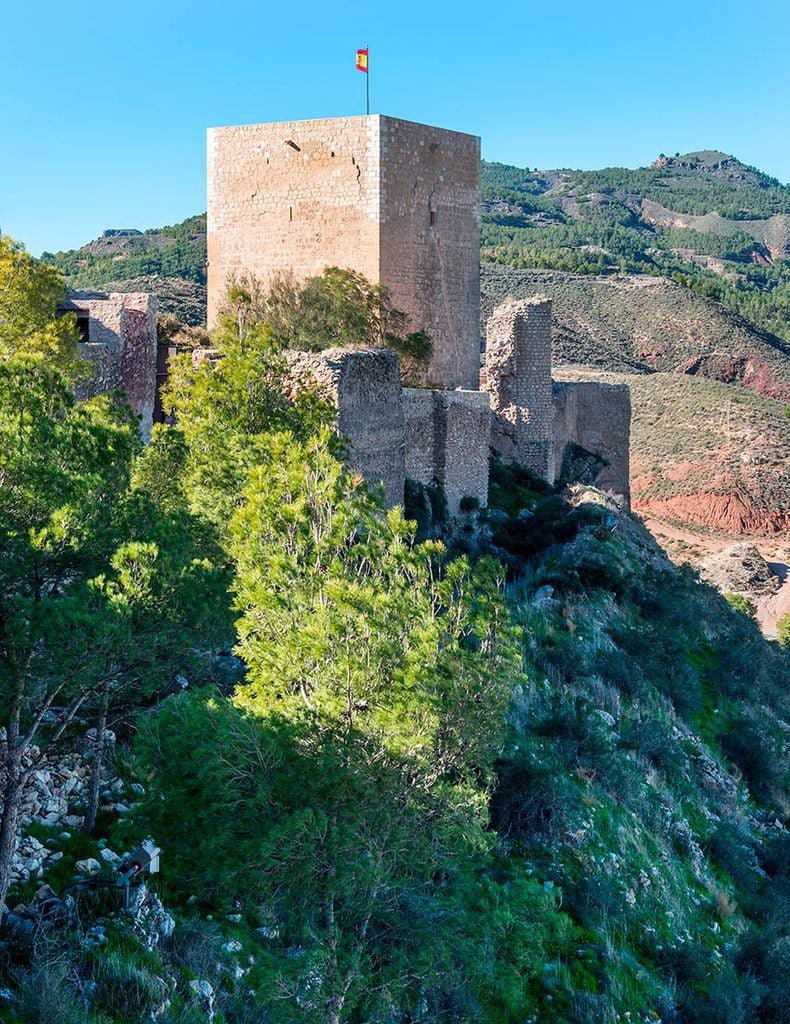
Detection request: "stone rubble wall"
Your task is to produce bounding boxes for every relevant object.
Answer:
[64,291,158,441]
[402,387,436,486]
[0,737,132,887]
[283,348,406,508]
[207,115,480,389]
[403,388,490,516]
[483,297,555,481]
[552,380,631,505]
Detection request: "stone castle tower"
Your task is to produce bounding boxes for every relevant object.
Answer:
[206,114,481,389]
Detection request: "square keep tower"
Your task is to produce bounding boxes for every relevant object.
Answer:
[207,114,481,389]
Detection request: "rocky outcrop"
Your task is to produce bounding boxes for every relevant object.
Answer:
[700,543,783,597]
[0,737,135,888]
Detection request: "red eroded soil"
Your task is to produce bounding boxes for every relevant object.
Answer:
[634,492,789,535]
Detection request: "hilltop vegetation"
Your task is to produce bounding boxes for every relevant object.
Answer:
[43,215,207,287]
[44,217,208,324]
[481,151,790,345]
[1,238,789,1024]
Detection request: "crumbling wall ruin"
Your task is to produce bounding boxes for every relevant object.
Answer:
[403,388,490,515]
[62,291,158,441]
[553,380,631,505]
[283,348,406,507]
[482,296,555,480]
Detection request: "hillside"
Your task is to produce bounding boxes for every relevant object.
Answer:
[2,234,789,1024]
[481,151,790,345]
[555,366,790,537]
[98,274,207,326]
[44,216,207,325]
[482,265,790,399]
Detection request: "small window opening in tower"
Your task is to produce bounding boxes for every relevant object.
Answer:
[289,206,293,222]
[429,210,436,227]
[57,307,90,342]
[75,311,90,342]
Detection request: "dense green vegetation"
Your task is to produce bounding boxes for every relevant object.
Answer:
[481,156,790,344]
[43,215,207,289]
[1,236,788,1023]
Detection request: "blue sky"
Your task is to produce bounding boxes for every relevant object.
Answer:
[2,0,789,256]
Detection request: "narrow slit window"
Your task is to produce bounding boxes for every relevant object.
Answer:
[429,210,436,227]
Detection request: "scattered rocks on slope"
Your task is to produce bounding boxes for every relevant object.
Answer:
[0,735,142,887]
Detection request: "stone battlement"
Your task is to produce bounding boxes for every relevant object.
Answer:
[67,112,632,518]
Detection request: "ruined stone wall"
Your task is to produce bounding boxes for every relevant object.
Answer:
[553,381,631,505]
[402,388,435,486]
[403,388,490,516]
[207,115,480,389]
[64,292,157,441]
[283,347,405,507]
[483,297,554,480]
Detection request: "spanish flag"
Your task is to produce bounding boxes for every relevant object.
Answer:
[356,48,369,73]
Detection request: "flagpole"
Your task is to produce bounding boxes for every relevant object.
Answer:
[366,43,370,115]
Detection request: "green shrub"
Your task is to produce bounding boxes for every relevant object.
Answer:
[91,949,168,1019]
[724,592,757,619]
[14,961,88,1024]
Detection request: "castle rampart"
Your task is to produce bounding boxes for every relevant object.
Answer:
[207,115,480,389]
[403,388,490,515]
[282,348,406,508]
[64,113,633,520]
[553,380,631,504]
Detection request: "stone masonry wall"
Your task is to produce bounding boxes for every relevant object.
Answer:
[402,387,435,486]
[403,388,490,516]
[283,347,405,507]
[553,381,631,505]
[207,117,381,327]
[64,292,158,441]
[377,117,480,390]
[207,115,480,389]
[483,297,555,481]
